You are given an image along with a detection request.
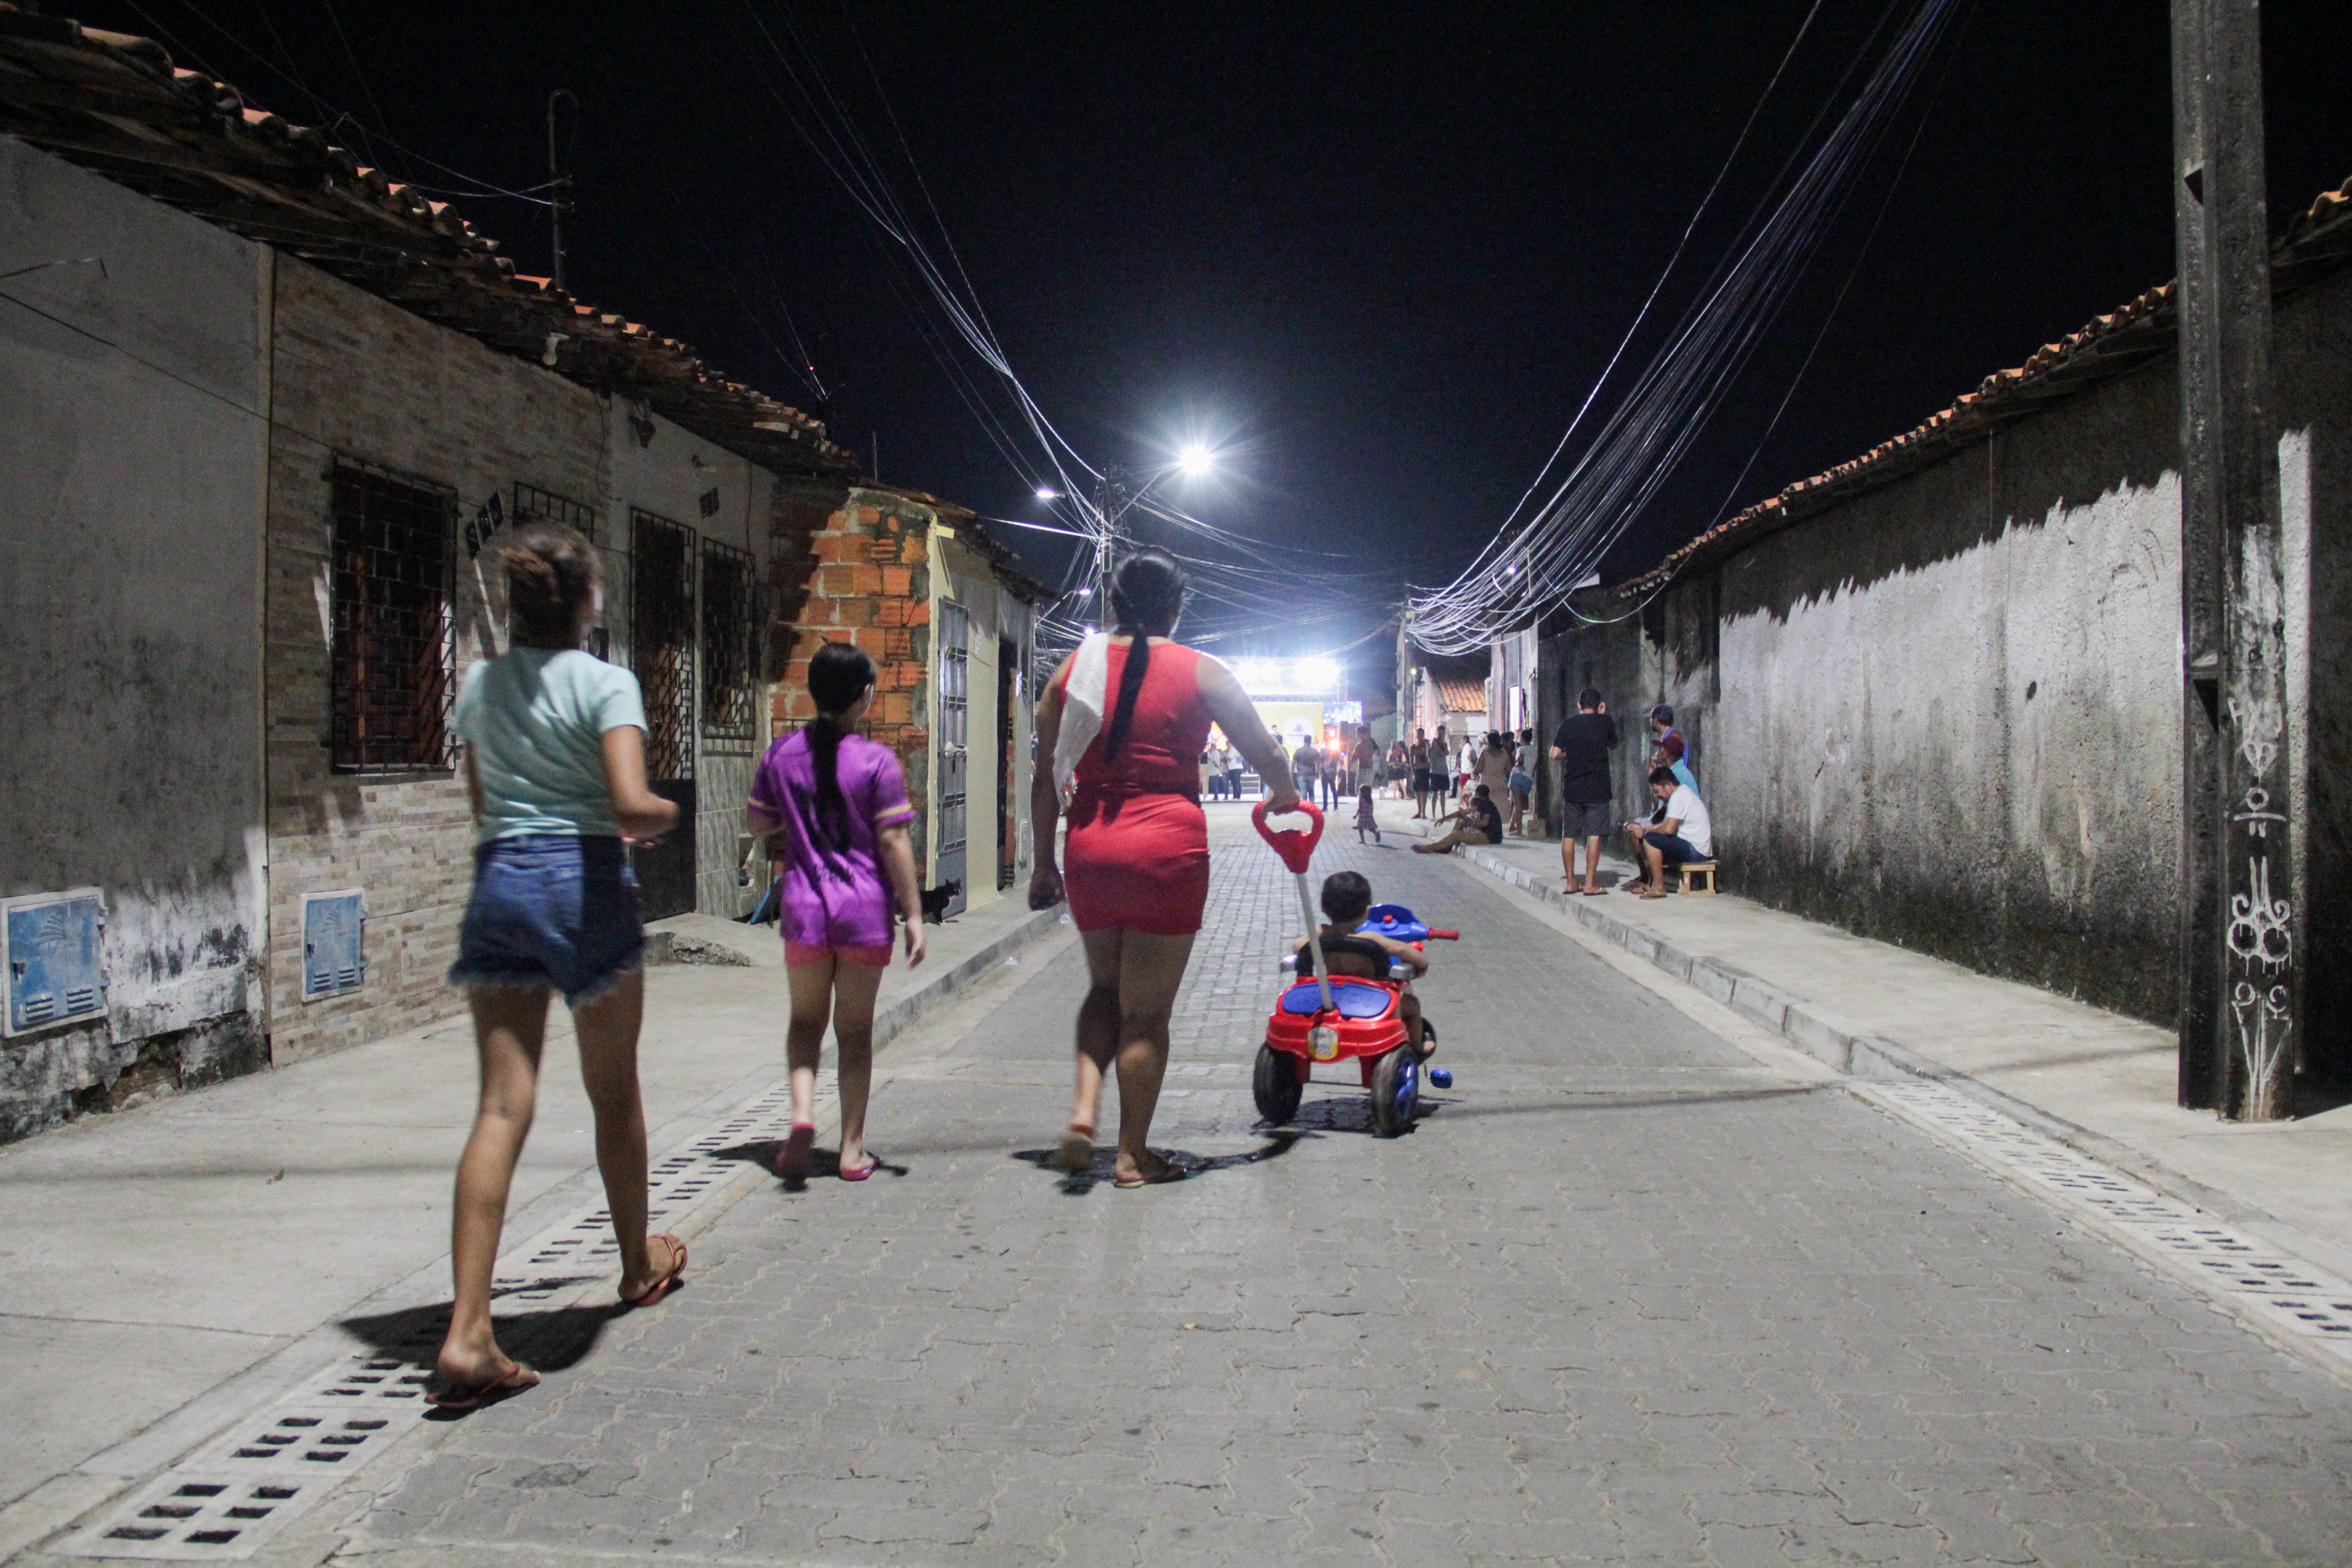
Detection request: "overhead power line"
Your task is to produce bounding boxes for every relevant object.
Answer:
[1404,0,1966,655]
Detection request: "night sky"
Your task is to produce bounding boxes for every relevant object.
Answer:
[69,1,2352,656]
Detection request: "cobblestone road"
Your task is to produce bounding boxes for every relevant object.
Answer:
[351,808,2352,1565]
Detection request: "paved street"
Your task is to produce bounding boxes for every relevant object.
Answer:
[317,808,2352,1564]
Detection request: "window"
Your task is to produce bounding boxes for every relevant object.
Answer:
[699,537,759,751]
[512,482,596,541]
[631,508,697,780]
[330,462,454,772]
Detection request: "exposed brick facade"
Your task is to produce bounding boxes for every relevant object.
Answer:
[769,487,938,869]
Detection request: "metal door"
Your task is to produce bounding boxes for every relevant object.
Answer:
[631,510,698,920]
[934,600,969,917]
[996,636,1018,889]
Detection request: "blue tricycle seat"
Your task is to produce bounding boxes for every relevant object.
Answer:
[1278,980,1394,1019]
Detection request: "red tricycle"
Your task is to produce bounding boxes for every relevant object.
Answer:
[1250,801,1458,1137]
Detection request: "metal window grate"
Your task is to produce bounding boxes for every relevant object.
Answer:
[511,482,596,542]
[631,509,697,780]
[934,601,969,916]
[330,463,454,773]
[699,537,759,751]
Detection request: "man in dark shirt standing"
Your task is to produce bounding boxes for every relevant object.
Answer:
[1549,687,1618,895]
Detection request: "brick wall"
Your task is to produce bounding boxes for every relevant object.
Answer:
[264,256,606,1061]
[769,487,936,869]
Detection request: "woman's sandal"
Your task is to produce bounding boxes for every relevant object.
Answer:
[1112,1154,1188,1189]
[428,1362,540,1413]
[621,1234,688,1308]
[1055,1122,1095,1174]
[838,1152,880,1181]
[775,1122,815,1183]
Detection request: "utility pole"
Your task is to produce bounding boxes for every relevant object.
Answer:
[547,89,576,294]
[2172,0,2294,1119]
[1093,463,1128,630]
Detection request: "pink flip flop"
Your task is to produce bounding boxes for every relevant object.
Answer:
[839,1152,880,1182]
[621,1234,688,1308]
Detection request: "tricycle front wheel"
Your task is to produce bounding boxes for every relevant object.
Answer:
[1369,1044,1419,1137]
[1254,1043,1303,1124]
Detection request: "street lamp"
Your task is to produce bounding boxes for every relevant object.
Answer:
[1178,443,1215,477]
[1035,486,1059,500]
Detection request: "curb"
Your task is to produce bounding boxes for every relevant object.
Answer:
[1423,828,2293,1237]
[870,906,1069,1049]
[1450,840,1940,1082]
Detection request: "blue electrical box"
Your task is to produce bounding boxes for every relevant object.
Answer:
[301,890,366,1001]
[4,890,108,1036]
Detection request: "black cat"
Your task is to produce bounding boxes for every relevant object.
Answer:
[920,880,963,924]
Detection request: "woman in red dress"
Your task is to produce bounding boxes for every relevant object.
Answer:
[1029,550,1298,1186]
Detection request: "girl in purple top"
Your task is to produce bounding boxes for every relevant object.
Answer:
[747,642,926,1184]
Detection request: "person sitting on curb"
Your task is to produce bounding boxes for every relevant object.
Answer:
[1623,764,1712,897]
[1414,782,1504,855]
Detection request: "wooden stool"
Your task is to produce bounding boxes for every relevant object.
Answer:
[1677,861,1719,896]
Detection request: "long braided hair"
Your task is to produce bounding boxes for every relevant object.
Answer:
[804,641,876,855]
[1099,548,1189,763]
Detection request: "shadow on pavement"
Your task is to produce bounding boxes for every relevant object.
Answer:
[1422,1083,1830,1119]
[340,1290,633,1415]
[706,1137,911,1191]
[1012,1129,1311,1194]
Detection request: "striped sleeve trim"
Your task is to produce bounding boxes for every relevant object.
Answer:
[873,803,916,826]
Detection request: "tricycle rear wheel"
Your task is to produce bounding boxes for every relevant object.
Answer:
[1254,1043,1303,1124]
[1369,1044,1419,1137]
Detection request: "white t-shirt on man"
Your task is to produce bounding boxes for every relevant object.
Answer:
[1663,785,1713,858]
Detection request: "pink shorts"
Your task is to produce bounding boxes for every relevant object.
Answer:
[784,941,893,969]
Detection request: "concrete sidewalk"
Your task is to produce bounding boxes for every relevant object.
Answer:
[1376,795,2352,1280]
[0,891,1065,1529]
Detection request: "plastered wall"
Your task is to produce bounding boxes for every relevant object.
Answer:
[0,138,269,1137]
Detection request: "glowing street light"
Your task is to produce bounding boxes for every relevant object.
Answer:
[1034,486,1059,500]
[1177,443,1215,477]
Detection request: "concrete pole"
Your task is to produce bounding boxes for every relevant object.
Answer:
[2171,0,2295,1119]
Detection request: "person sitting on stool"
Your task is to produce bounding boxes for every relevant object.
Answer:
[1623,765,1712,897]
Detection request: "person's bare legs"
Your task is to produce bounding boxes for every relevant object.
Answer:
[1638,838,1670,896]
[1622,826,1651,890]
[784,955,835,1128]
[1579,835,1603,893]
[440,985,550,1388]
[1068,930,1125,1142]
[572,969,670,1298]
[827,960,887,1173]
[1108,930,1196,1182]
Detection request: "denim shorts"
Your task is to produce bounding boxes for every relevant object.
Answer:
[448,835,644,1005]
[1646,831,1706,866]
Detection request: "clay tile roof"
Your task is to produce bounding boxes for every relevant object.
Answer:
[1435,675,1487,714]
[0,4,856,479]
[1619,174,2352,598]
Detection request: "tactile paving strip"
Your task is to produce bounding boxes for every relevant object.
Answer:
[59,1078,826,1558]
[1860,1079,2352,1362]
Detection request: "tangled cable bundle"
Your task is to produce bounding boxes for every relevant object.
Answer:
[1404,0,1964,655]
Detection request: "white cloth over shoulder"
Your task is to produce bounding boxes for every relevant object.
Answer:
[1052,633,1111,796]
